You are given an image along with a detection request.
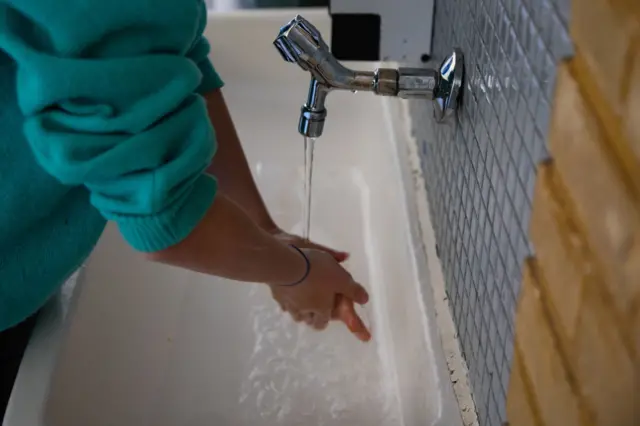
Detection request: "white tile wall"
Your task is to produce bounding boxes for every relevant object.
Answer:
[408,0,572,424]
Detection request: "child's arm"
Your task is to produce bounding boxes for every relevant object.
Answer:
[0,0,369,335]
[1,0,217,253]
[204,88,278,231]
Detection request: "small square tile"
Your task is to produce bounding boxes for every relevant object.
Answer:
[483,215,494,251]
[481,367,492,403]
[492,282,503,314]
[501,358,511,394]
[534,95,551,136]
[497,308,509,343]
[491,366,504,401]
[489,316,499,349]
[497,227,510,266]
[480,320,490,353]
[497,387,507,421]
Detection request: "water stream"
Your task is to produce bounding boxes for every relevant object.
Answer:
[233,137,402,425]
[302,136,316,240]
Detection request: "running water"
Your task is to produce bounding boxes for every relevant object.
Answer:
[302,136,316,240]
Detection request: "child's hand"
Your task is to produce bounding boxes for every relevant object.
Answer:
[268,228,349,262]
[268,228,372,342]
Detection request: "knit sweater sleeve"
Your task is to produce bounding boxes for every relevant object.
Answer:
[0,0,224,252]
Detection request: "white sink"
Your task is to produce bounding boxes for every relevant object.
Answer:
[6,9,462,426]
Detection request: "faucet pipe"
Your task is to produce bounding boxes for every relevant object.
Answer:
[274,15,464,138]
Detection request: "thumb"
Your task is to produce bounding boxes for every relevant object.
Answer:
[339,279,369,305]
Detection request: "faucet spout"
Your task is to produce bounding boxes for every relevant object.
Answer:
[298,78,329,138]
[274,15,464,138]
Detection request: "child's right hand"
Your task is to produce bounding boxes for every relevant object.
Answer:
[269,244,372,342]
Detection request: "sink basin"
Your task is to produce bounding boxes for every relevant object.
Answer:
[5,9,462,426]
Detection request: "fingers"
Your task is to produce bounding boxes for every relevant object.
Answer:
[319,247,349,263]
[303,312,315,326]
[272,229,350,262]
[289,311,329,331]
[289,311,304,323]
[332,296,372,342]
[312,313,330,331]
[287,300,369,341]
[294,238,349,263]
[339,280,369,305]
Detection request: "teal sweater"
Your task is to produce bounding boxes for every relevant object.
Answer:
[0,0,223,331]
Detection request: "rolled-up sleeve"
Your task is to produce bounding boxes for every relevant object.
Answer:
[188,36,225,95]
[0,0,223,252]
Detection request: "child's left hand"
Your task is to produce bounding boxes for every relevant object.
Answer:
[268,228,372,342]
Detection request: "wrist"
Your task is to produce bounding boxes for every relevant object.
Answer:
[264,243,309,287]
[279,245,311,286]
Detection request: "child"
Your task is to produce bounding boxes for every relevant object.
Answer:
[0,0,370,419]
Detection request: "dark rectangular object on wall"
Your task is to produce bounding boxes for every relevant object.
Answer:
[330,14,380,61]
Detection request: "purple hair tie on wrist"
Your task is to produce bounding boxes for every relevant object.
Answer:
[281,245,311,286]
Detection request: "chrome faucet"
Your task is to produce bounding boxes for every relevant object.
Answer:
[274,15,465,138]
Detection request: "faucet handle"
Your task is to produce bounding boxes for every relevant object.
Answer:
[273,24,298,63]
[273,15,329,71]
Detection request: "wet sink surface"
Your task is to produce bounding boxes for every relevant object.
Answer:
[6,9,462,426]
